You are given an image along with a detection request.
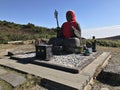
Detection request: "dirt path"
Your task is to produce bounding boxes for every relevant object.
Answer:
[92,46,120,90]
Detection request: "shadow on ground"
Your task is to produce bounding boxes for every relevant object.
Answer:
[96,71,120,86]
[40,79,76,90]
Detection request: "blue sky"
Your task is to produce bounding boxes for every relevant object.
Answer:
[0,0,120,38]
[0,0,120,29]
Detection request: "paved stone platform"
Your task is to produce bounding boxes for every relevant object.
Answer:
[10,52,100,73]
[0,86,2,90]
[0,69,7,90]
[0,69,7,75]
[0,52,111,90]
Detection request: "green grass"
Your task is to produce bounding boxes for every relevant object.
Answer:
[97,40,120,47]
[0,20,56,44]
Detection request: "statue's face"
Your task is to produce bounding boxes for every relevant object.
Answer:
[66,13,72,22]
[66,10,76,22]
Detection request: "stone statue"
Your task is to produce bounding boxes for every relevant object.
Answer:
[92,36,97,52]
[49,10,82,54]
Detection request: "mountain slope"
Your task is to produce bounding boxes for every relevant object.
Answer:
[103,35,120,40]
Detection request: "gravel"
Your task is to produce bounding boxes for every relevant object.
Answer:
[11,52,99,69]
[50,53,97,68]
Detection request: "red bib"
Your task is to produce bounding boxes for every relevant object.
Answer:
[62,21,77,38]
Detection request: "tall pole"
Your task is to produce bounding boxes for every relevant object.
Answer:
[54,9,59,27]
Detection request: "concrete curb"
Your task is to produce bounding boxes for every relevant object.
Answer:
[83,52,111,90]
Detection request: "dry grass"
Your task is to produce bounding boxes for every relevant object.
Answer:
[97,46,120,53]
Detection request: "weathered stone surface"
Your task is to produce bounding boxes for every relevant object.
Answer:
[8,50,24,56]
[0,86,2,90]
[0,52,111,90]
[101,88,109,90]
[63,38,81,47]
[0,69,7,75]
[0,73,26,87]
[11,53,35,60]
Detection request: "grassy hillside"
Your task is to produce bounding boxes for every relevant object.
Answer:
[0,20,120,47]
[102,35,120,40]
[0,20,56,44]
[97,35,120,47]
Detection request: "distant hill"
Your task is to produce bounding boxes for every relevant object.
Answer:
[96,35,120,47]
[99,35,120,40]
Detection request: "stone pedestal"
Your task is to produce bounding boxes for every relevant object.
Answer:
[35,44,52,60]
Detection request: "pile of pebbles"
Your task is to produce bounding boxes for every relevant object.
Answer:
[50,53,97,68]
[11,52,99,68]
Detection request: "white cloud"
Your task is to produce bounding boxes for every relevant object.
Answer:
[82,25,120,39]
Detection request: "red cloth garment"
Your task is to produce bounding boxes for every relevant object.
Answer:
[62,10,77,38]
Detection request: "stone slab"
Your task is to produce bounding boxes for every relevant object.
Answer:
[0,86,2,90]
[0,69,7,75]
[0,52,111,90]
[8,51,25,56]
[0,73,26,87]
[10,53,35,61]
[81,52,111,78]
[101,88,109,90]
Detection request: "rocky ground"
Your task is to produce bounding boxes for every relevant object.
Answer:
[0,44,120,90]
[92,46,120,90]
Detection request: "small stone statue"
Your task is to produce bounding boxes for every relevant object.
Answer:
[92,36,97,52]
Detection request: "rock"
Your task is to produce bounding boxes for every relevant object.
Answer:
[0,73,26,87]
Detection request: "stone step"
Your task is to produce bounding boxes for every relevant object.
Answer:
[0,73,26,87]
[0,69,7,75]
[0,69,8,90]
[0,68,26,88]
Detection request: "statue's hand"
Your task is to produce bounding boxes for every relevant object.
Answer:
[71,26,76,31]
[71,26,81,38]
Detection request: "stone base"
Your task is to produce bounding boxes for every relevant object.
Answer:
[0,52,111,90]
[10,52,99,74]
